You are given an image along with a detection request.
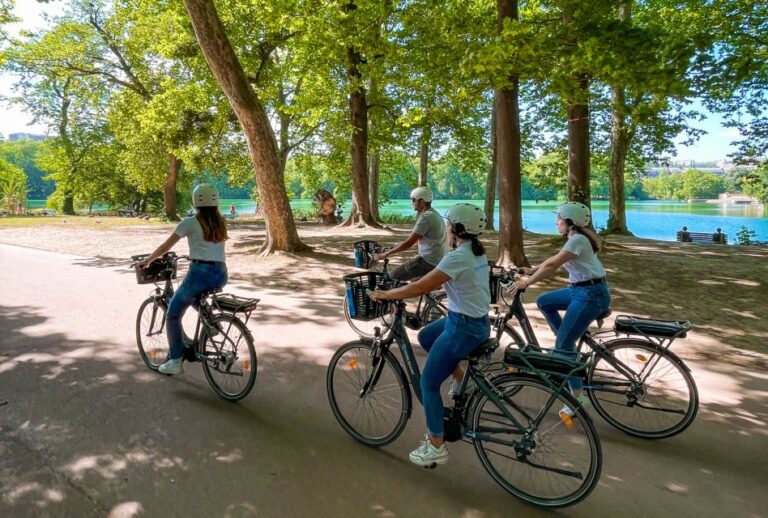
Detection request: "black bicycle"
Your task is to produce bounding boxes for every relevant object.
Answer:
[327,272,602,507]
[491,270,699,439]
[131,252,259,401]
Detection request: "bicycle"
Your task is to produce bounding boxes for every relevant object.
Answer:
[343,240,448,338]
[490,269,699,439]
[327,272,602,507]
[131,251,259,401]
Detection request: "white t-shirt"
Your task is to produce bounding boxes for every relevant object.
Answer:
[413,209,446,266]
[174,216,226,263]
[562,234,605,283]
[436,243,490,318]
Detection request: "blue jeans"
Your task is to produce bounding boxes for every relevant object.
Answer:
[417,311,490,438]
[167,261,228,360]
[536,283,611,391]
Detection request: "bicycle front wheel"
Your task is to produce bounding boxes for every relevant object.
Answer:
[342,295,394,339]
[471,376,602,508]
[136,297,169,370]
[201,314,257,402]
[587,338,698,439]
[327,341,411,447]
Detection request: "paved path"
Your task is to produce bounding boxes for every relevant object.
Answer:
[0,243,766,517]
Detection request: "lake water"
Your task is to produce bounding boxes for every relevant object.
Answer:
[28,198,767,243]
[224,198,768,243]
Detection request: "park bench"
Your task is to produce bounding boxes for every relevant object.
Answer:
[118,209,137,217]
[676,231,728,245]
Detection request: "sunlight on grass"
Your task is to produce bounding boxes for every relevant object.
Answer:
[0,215,165,230]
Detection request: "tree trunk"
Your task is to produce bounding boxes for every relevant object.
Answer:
[62,192,75,215]
[182,0,309,253]
[419,125,430,187]
[343,42,379,227]
[606,2,633,235]
[606,86,633,234]
[484,104,497,231]
[369,150,381,221]
[164,154,181,221]
[567,76,591,208]
[495,0,528,267]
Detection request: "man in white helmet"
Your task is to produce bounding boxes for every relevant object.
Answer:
[377,186,446,281]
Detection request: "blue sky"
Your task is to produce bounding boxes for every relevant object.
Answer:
[0,2,740,162]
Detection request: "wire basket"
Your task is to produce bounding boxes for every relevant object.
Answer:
[343,272,393,321]
[489,263,505,304]
[353,240,381,269]
[133,253,178,285]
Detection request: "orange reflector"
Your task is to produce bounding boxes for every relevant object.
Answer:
[559,412,574,428]
[506,367,516,373]
[149,350,158,360]
[635,354,648,362]
[348,359,358,368]
[243,360,250,371]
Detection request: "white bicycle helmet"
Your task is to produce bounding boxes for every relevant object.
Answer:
[555,201,591,227]
[193,183,219,208]
[410,186,433,203]
[445,203,485,237]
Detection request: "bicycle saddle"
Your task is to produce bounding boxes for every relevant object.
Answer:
[468,338,499,359]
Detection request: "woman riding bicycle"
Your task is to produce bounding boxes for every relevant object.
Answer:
[136,183,229,376]
[371,203,490,466]
[506,201,610,412]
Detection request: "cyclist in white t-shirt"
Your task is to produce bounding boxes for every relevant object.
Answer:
[136,184,229,376]
[371,203,490,467]
[377,186,446,281]
[506,202,611,415]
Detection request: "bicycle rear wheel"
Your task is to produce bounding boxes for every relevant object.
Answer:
[471,376,601,507]
[587,339,698,439]
[200,314,257,402]
[327,341,411,447]
[136,297,169,370]
[419,292,447,327]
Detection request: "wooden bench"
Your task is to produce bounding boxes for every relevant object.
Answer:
[117,209,137,217]
[676,231,728,244]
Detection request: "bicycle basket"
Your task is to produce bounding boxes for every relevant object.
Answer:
[134,254,177,284]
[353,240,381,269]
[488,263,505,304]
[343,271,393,321]
[213,293,260,314]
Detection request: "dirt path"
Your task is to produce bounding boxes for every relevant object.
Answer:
[0,219,767,517]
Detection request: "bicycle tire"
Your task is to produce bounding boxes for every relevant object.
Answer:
[471,375,602,507]
[587,338,698,439]
[136,297,169,370]
[327,340,411,447]
[342,294,394,339]
[200,314,257,402]
[419,292,448,328]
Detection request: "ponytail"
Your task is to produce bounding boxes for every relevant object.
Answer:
[196,207,229,243]
[567,221,600,253]
[451,222,485,256]
[470,236,485,256]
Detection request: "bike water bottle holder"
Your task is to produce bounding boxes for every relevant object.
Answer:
[353,240,381,269]
[343,272,393,321]
[488,262,505,304]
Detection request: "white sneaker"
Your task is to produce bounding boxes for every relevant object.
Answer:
[559,394,591,419]
[158,358,184,376]
[409,435,449,466]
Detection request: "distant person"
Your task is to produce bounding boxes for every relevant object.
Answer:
[229,203,236,219]
[680,226,691,242]
[376,186,446,281]
[713,228,725,244]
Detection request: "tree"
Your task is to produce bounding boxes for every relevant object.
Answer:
[182,0,309,253]
[0,157,27,214]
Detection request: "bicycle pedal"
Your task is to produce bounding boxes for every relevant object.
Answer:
[424,462,438,470]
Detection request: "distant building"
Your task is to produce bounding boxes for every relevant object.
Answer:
[7,133,47,141]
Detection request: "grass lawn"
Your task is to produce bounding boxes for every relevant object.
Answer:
[0,215,164,229]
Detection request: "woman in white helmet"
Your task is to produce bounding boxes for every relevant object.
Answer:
[376,186,446,281]
[136,183,229,376]
[371,203,490,467]
[506,201,610,414]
